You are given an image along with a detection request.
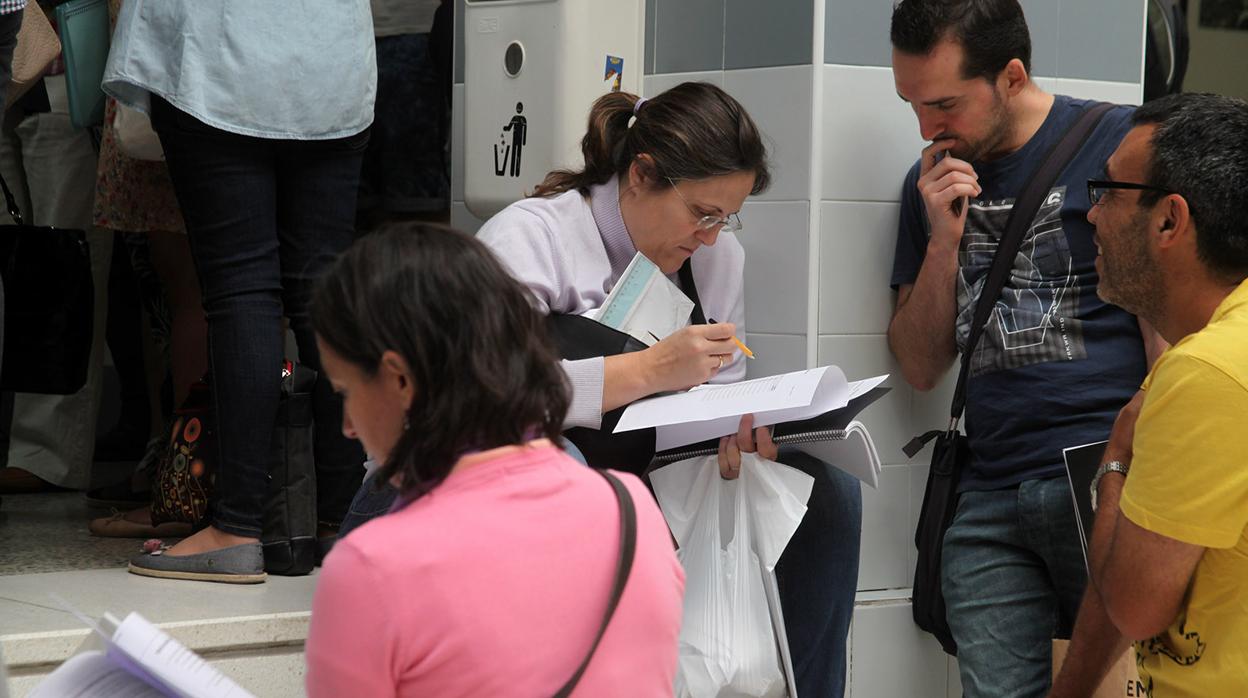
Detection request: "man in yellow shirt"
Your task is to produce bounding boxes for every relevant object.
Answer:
[1051,92,1248,697]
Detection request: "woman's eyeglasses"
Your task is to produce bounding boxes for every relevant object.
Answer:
[667,177,743,234]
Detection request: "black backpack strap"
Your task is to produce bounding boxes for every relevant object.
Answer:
[677,258,706,325]
[553,469,637,698]
[947,101,1116,422]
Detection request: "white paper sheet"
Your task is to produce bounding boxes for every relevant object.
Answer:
[616,366,842,438]
[109,613,254,698]
[27,652,167,698]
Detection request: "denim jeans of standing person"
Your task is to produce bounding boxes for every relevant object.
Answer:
[149,97,367,538]
[941,476,1088,697]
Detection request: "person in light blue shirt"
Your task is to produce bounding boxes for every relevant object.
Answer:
[106,1,376,583]
[104,1,375,140]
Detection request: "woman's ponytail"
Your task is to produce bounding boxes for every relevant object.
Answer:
[529,82,770,199]
[531,91,639,197]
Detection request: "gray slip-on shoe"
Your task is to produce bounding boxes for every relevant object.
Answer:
[129,542,267,584]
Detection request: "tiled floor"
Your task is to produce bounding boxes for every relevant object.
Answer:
[0,493,155,576]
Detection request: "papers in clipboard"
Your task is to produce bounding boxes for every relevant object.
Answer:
[616,366,888,448]
[593,252,694,344]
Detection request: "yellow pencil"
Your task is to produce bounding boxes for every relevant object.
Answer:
[707,317,756,359]
[731,335,756,359]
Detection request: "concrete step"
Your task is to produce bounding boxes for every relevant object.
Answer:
[1,568,316,697]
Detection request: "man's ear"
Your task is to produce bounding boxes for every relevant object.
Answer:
[1000,58,1029,96]
[1156,193,1192,251]
[379,350,416,407]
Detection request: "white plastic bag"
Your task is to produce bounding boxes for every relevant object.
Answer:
[651,453,814,698]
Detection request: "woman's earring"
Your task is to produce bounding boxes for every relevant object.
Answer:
[403,416,411,432]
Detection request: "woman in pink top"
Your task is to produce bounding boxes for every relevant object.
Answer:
[304,224,685,697]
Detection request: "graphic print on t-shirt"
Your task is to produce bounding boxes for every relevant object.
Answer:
[955,185,1087,376]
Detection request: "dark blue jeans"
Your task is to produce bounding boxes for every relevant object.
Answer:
[774,449,862,698]
[150,98,367,537]
[941,476,1087,698]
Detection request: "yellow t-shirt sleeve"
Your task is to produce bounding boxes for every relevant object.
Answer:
[1120,353,1248,549]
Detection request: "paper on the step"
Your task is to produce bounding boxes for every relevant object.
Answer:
[28,609,255,698]
[593,252,694,344]
[109,612,253,698]
[794,420,882,488]
[616,366,853,451]
[28,652,166,698]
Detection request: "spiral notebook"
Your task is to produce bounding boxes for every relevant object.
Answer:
[652,385,890,487]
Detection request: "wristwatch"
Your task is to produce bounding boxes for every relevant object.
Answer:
[1090,460,1130,512]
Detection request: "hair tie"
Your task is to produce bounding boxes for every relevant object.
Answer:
[633,97,648,116]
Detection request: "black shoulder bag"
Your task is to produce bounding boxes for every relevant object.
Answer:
[547,259,705,475]
[553,468,637,697]
[0,172,93,394]
[905,102,1114,655]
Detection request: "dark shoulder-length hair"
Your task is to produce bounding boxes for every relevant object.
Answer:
[531,81,771,198]
[311,223,570,498]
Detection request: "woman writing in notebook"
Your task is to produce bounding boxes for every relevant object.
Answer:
[476,82,863,698]
[304,224,683,696]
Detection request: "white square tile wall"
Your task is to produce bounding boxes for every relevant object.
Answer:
[737,201,811,336]
[819,201,901,335]
[857,465,913,591]
[642,70,724,97]
[908,367,959,461]
[723,66,814,202]
[743,333,807,379]
[849,600,951,698]
[1032,76,1060,94]
[1054,78,1144,106]
[821,65,928,203]
[907,461,930,579]
[817,335,910,465]
[947,654,964,696]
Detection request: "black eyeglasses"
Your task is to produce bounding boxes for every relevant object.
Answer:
[1087,179,1174,207]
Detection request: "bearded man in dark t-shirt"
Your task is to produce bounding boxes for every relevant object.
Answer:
[887,2,1164,696]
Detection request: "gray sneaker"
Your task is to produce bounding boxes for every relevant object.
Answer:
[129,542,266,584]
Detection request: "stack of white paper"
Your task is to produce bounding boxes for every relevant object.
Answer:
[29,611,254,698]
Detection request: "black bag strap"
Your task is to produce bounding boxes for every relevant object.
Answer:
[0,171,25,226]
[677,258,706,325]
[948,102,1115,421]
[553,469,638,698]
